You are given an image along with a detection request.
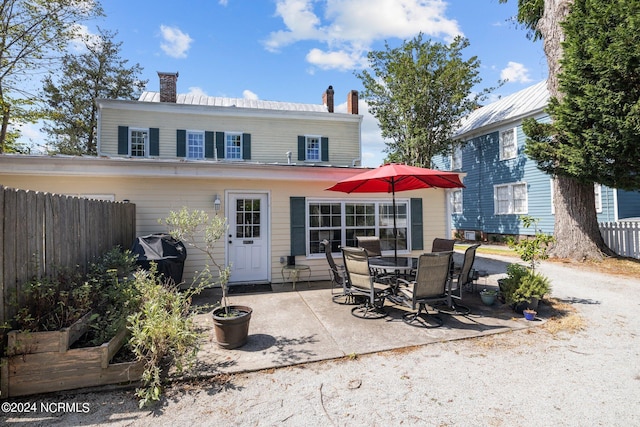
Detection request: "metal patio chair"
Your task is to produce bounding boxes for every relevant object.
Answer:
[321,239,361,305]
[341,246,389,319]
[395,252,453,327]
[439,244,481,315]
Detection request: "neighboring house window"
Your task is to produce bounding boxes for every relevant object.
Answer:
[226,133,243,160]
[130,128,148,157]
[306,136,321,161]
[550,179,603,214]
[451,189,463,214]
[187,131,204,159]
[594,183,602,213]
[499,128,517,160]
[494,182,528,215]
[307,200,409,254]
[451,145,462,170]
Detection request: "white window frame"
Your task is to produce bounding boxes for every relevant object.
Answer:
[451,189,463,214]
[187,130,205,160]
[129,128,149,158]
[451,145,462,170]
[225,132,243,160]
[594,183,602,213]
[499,128,517,160]
[550,178,603,214]
[305,135,321,162]
[494,182,528,215]
[306,198,411,257]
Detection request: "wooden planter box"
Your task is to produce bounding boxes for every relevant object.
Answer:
[1,312,143,398]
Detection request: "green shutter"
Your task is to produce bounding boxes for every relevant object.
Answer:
[149,128,159,156]
[411,198,424,250]
[216,132,225,159]
[290,197,306,256]
[321,137,329,162]
[205,131,215,158]
[176,129,186,157]
[242,133,251,160]
[118,126,129,155]
[298,136,305,161]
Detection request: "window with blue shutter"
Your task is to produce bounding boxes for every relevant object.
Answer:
[242,133,251,160]
[290,197,306,256]
[177,129,186,157]
[118,126,129,155]
[205,131,215,159]
[149,128,159,156]
[410,198,423,250]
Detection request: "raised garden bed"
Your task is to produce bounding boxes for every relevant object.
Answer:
[1,312,143,398]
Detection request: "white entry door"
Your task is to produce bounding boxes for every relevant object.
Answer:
[228,192,269,283]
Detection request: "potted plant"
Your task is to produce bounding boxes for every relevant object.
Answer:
[501,216,554,313]
[162,207,252,350]
[479,288,497,306]
[523,308,537,321]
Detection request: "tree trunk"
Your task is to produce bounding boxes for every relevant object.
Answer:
[0,102,9,154]
[550,176,614,259]
[540,0,614,260]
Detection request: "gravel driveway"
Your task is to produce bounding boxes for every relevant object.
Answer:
[3,253,640,426]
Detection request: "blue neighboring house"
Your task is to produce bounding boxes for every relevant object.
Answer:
[433,80,640,240]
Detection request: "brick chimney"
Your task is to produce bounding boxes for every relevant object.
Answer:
[158,71,179,103]
[347,90,359,115]
[323,85,334,113]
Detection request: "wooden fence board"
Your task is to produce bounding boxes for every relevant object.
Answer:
[0,187,136,329]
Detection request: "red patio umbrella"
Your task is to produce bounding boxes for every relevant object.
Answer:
[326,163,465,260]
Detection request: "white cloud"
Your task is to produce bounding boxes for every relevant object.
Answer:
[187,86,208,97]
[264,0,462,71]
[243,90,259,100]
[159,25,193,59]
[219,0,229,5]
[500,61,532,84]
[68,24,102,52]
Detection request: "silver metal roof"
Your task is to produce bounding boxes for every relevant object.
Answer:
[138,91,329,113]
[455,80,549,137]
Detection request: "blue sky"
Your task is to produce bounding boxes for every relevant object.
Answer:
[28,0,547,167]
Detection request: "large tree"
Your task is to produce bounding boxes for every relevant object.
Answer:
[356,34,493,167]
[41,29,147,155]
[0,0,103,153]
[500,0,631,260]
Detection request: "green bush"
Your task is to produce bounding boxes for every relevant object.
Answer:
[505,270,552,305]
[127,264,203,407]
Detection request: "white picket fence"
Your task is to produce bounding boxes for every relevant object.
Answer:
[599,221,640,259]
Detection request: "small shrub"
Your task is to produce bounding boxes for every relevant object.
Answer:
[127,264,203,407]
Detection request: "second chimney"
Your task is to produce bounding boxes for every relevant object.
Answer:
[347,90,359,115]
[323,85,334,113]
[158,71,179,103]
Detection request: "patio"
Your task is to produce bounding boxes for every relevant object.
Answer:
[189,253,542,378]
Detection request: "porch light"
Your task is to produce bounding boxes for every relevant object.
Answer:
[214,194,221,212]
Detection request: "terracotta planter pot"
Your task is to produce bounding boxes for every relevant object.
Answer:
[211,305,252,349]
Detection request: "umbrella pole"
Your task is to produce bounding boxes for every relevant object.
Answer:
[392,180,397,264]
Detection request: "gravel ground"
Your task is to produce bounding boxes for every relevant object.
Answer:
[3,254,640,426]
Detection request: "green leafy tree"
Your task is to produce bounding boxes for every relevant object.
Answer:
[0,0,104,153]
[500,0,622,260]
[41,28,147,155]
[356,34,495,167]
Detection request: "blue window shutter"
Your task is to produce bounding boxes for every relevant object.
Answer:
[176,129,186,157]
[321,137,329,162]
[118,126,129,155]
[205,131,215,158]
[216,131,225,159]
[290,197,306,256]
[242,133,251,160]
[149,128,159,156]
[298,136,305,161]
[411,198,424,250]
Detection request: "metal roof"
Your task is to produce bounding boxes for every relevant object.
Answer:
[455,80,549,137]
[138,91,329,113]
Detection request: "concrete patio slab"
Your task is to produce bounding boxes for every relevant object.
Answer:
[188,253,539,378]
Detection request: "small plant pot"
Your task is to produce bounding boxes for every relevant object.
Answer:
[479,290,497,306]
[523,309,537,321]
[212,305,252,349]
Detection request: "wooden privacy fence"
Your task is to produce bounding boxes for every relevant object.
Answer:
[0,186,136,328]
[599,221,640,259]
